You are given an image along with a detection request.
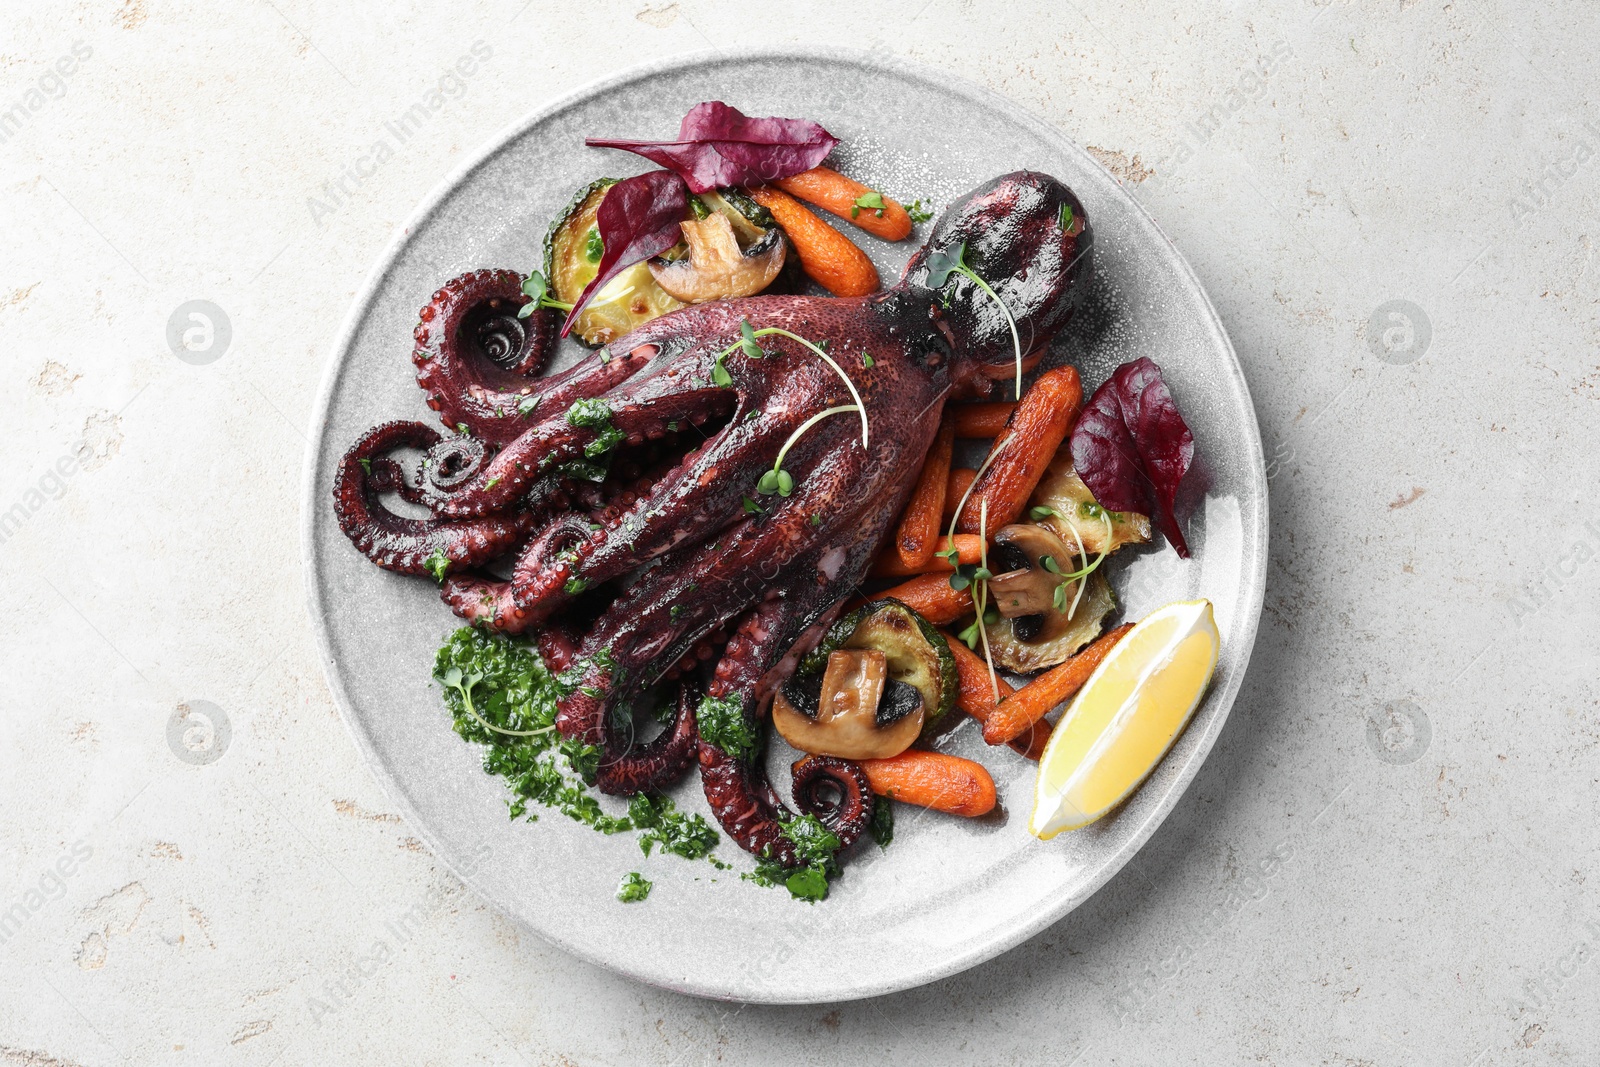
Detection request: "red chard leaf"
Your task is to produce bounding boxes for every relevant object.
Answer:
[1069,357,1196,558]
[561,169,689,338]
[586,101,838,194]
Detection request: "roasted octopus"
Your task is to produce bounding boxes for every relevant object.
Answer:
[333,171,1092,871]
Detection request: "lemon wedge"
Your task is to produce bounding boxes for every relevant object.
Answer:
[1029,600,1219,839]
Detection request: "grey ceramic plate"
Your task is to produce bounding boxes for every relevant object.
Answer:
[302,47,1267,1004]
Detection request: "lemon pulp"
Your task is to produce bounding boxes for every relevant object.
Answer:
[1029,600,1219,839]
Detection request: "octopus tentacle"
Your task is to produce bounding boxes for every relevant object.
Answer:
[504,347,867,624]
[438,573,537,634]
[694,467,911,864]
[365,456,428,506]
[333,421,541,575]
[592,682,700,796]
[508,415,752,620]
[791,756,874,850]
[697,599,810,865]
[412,269,563,443]
[535,624,581,674]
[430,343,685,518]
[550,494,840,797]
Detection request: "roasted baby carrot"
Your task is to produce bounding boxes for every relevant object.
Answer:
[858,750,997,817]
[956,365,1083,534]
[773,165,914,242]
[983,623,1135,745]
[876,573,972,626]
[945,631,1013,715]
[745,185,879,297]
[942,632,1047,758]
[870,534,983,577]
[949,401,1016,439]
[894,420,955,570]
[943,468,977,521]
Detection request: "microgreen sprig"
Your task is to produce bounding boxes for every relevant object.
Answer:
[440,666,554,738]
[517,271,575,319]
[715,319,871,501]
[974,499,1002,701]
[714,320,870,448]
[755,404,860,498]
[1040,511,1112,617]
[923,239,1024,398]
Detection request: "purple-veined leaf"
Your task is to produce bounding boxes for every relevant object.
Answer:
[1068,357,1196,558]
[561,169,689,338]
[586,101,837,194]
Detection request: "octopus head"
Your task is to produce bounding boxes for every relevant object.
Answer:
[900,171,1092,378]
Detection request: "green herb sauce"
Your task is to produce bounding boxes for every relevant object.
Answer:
[744,814,843,902]
[433,628,722,871]
[616,871,651,902]
[696,693,759,761]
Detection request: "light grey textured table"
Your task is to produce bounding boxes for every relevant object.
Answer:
[3,3,1595,1064]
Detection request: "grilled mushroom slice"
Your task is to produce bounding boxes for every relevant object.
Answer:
[982,522,1118,672]
[773,649,925,760]
[988,523,1078,618]
[648,213,787,303]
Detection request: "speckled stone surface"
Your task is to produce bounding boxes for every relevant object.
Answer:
[4,0,1598,1062]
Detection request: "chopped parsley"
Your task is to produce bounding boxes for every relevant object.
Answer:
[518,394,541,417]
[555,455,611,483]
[744,814,843,902]
[629,793,720,860]
[851,190,886,219]
[584,226,604,263]
[434,628,725,867]
[696,693,759,761]
[562,399,626,459]
[902,198,934,224]
[584,426,625,459]
[616,871,651,902]
[565,398,614,429]
[423,549,451,583]
[563,576,590,595]
[870,797,895,850]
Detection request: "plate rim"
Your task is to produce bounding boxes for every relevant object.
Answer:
[300,43,1269,1004]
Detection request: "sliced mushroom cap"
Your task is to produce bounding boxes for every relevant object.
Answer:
[987,523,1077,619]
[648,214,787,303]
[984,569,1117,673]
[772,648,925,760]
